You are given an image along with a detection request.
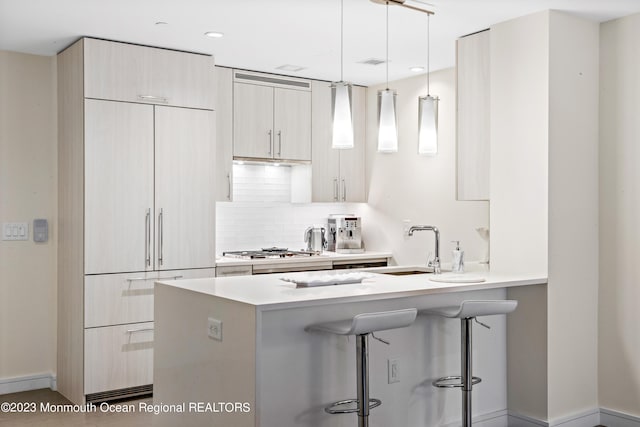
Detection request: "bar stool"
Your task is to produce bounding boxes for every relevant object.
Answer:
[424,300,517,427]
[306,308,417,427]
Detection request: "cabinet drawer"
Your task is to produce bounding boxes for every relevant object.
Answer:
[85,269,215,327]
[216,265,253,277]
[84,322,154,394]
[85,272,156,328]
[84,38,214,110]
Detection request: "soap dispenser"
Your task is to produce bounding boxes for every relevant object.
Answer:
[451,240,465,273]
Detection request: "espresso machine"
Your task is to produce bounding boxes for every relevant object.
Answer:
[327,215,363,253]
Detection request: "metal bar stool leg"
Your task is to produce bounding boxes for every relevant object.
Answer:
[461,318,473,427]
[356,334,369,427]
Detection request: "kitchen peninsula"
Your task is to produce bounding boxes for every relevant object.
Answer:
[153,271,546,427]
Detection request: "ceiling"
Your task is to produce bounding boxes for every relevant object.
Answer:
[1,0,639,86]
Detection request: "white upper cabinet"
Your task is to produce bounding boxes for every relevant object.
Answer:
[214,66,233,201]
[233,82,275,159]
[84,99,154,275]
[83,38,214,110]
[274,88,311,161]
[457,29,490,201]
[232,70,312,162]
[154,106,216,271]
[311,81,366,202]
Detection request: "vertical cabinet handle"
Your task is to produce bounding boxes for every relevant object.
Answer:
[277,130,282,157]
[158,208,163,266]
[145,209,151,267]
[227,173,231,200]
[333,178,339,201]
[268,130,272,156]
[342,179,346,202]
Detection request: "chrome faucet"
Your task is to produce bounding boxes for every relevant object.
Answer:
[408,225,441,274]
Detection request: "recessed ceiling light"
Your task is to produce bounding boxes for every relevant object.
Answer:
[205,31,224,38]
[410,66,425,72]
[276,64,307,72]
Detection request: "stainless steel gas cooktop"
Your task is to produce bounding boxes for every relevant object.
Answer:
[222,247,317,259]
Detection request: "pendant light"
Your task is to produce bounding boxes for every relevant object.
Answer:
[418,13,439,155]
[377,1,398,153]
[331,0,354,149]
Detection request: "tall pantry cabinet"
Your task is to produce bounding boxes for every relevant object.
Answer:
[58,38,216,404]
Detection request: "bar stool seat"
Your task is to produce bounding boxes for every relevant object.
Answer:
[423,300,517,427]
[306,308,417,426]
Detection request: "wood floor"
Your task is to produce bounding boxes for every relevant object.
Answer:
[0,389,153,426]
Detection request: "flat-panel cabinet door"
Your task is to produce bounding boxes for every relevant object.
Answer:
[155,107,216,271]
[457,30,490,200]
[215,66,233,201]
[274,88,311,161]
[311,81,340,202]
[233,82,274,159]
[84,322,154,394]
[84,99,154,274]
[339,85,366,202]
[84,38,214,110]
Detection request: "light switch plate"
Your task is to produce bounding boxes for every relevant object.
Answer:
[2,222,29,241]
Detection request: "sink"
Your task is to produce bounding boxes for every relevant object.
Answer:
[365,265,433,276]
[381,270,431,276]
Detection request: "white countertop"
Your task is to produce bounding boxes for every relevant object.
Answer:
[214,250,393,267]
[157,267,547,311]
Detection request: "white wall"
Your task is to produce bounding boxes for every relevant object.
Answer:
[599,11,640,418]
[364,68,489,266]
[547,11,600,421]
[489,12,549,278]
[0,51,57,386]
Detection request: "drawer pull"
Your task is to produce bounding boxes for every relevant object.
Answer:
[220,270,251,275]
[138,94,168,104]
[126,277,151,282]
[157,275,184,281]
[125,328,154,334]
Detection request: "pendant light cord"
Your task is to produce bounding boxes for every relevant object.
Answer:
[386,1,389,90]
[427,13,430,95]
[340,0,344,82]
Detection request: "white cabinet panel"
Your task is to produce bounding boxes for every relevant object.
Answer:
[215,66,234,201]
[85,272,156,328]
[339,85,366,202]
[84,99,154,274]
[84,322,154,394]
[83,38,214,110]
[457,30,490,200]
[155,107,216,271]
[233,82,274,159]
[274,88,311,161]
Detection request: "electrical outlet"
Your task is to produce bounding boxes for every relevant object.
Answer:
[388,358,400,383]
[403,220,412,238]
[207,317,222,341]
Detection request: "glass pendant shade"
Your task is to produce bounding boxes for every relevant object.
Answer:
[418,95,438,155]
[331,82,354,149]
[377,89,398,153]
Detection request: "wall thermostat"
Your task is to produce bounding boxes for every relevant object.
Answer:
[33,219,48,243]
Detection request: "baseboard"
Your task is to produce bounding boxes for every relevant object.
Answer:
[0,373,57,395]
[509,409,600,427]
[440,409,509,427]
[550,409,601,427]
[510,407,640,427]
[601,408,640,427]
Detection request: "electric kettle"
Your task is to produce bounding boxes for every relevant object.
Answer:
[304,226,327,253]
